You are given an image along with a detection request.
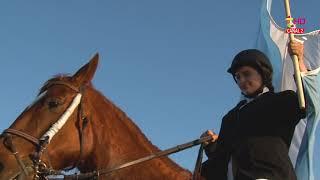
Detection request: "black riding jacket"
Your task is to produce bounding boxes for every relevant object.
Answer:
[201,90,305,180]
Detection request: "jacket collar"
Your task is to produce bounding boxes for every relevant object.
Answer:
[240,86,270,104]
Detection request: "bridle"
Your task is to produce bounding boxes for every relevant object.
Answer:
[1,80,87,179]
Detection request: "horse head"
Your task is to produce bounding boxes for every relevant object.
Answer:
[0,54,99,179]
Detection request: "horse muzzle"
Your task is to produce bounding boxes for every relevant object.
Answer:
[0,158,35,180]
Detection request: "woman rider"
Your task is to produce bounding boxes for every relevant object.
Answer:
[201,41,306,180]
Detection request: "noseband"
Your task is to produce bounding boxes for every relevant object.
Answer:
[2,81,87,179]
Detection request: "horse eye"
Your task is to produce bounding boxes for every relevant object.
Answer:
[48,100,60,109]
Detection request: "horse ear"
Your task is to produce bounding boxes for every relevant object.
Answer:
[72,53,99,86]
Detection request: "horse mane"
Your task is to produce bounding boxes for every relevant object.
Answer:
[40,74,190,174]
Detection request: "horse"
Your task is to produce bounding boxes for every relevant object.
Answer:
[0,54,201,179]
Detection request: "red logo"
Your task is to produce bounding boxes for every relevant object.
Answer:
[285,16,306,34]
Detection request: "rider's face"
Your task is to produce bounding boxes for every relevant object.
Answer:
[234,66,263,96]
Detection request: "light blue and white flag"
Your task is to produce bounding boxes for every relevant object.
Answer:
[257,0,320,179]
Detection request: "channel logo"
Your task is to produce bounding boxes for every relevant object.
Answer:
[285,16,306,34]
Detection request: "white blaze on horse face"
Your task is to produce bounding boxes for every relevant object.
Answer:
[41,93,82,142]
[25,90,48,110]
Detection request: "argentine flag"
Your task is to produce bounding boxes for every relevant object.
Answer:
[256,0,320,180]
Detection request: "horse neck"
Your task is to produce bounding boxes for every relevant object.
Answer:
[83,88,191,179]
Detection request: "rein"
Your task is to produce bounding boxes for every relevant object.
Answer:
[49,136,212,180]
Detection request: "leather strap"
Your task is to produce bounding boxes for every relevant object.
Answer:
[46,81,80,92]
[192,144,204,180]
[4,128,39,145]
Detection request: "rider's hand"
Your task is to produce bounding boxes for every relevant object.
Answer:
[200,130,218,146]
[288,39,307,72]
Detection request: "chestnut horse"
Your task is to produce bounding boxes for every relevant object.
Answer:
[0,54,196,179]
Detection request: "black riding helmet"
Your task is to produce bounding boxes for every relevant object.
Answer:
[228,49,274,92]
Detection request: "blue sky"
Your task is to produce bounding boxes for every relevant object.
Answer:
[0,0,319,176]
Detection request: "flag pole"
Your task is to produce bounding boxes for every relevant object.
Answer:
[284,0,306,109]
